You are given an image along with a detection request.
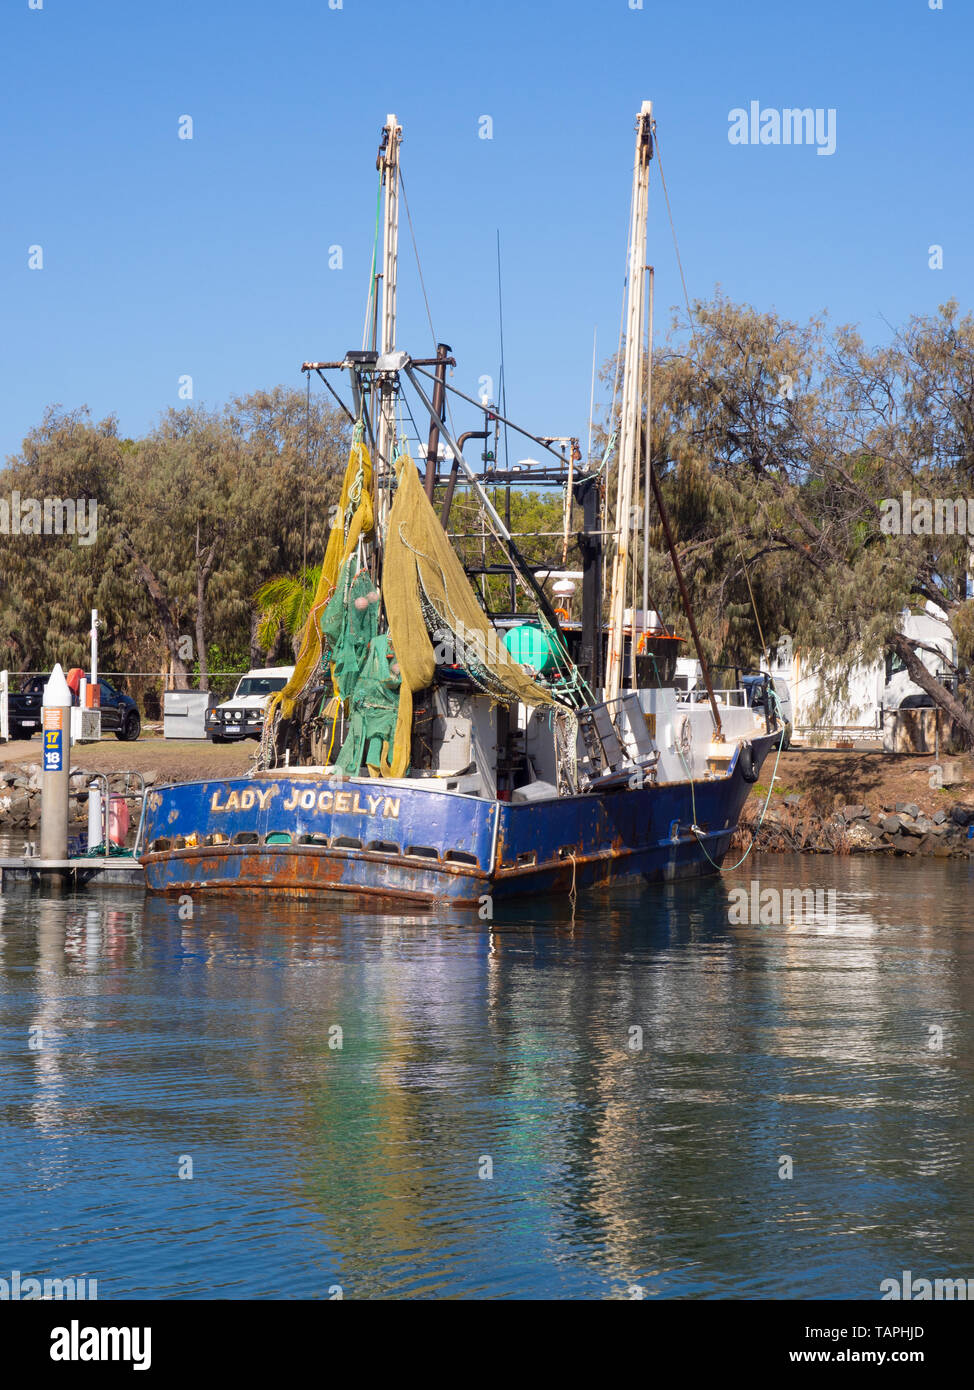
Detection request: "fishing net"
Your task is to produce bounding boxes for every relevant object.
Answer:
[263,439,572,784]
[381,451,558,777]
[266,425,374,724]
[320,558,380,702]
[333,632,402,776]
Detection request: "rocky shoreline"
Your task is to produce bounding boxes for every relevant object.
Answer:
[0,763,160,833]
[733,796,974,858]
[4,747,974,861]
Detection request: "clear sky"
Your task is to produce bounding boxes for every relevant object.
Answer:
[1,0,968,465]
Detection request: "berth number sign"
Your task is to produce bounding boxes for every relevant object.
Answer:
[42,708,63,773]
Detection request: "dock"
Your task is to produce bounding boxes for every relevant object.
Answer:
[0,855,145,889]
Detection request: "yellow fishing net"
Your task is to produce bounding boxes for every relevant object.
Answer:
[382,452,556,777]
[267,429,374,722]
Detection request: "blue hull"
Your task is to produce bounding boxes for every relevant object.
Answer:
[140,735,776,908]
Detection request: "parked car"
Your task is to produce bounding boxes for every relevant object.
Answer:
[205,666,294,743]
[8,674,141,742]
[6,678,43,739]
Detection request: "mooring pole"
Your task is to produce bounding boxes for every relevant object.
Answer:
[40,664,72,889]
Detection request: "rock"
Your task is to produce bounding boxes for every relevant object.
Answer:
[847,822,884,850]
[881,815,903,834]
[0,790,31,823]
[932,809,948,825]
[860,821,886,839]
[842,804,869,821]
[913,816,937,835]
[888,831,919,855]
[899,816,924,837]
[142,770,159,787]
[783,794,802,808]
[932,760,964,787]
[950,804,974,827]
[896,801,920,818]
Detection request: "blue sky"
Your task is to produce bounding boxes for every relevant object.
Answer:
[0,0,968,465]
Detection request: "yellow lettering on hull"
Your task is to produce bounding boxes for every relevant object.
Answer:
[210,783,401,820]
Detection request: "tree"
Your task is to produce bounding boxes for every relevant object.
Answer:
[596,292,974,736]
[255,566,323,657]
[0,386,349,695]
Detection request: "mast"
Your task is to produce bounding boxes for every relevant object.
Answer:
[375,113,402,529]
[605,100,653,702]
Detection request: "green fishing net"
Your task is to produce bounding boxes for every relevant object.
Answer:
[335,632,403,775]
[320,558,379,702]
[320,558,403,775]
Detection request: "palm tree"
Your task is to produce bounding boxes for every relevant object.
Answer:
[255,565,322,658]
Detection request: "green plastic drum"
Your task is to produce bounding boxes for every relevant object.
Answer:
[504,624,557,674]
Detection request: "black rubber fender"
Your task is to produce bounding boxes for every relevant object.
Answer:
[737,741,759,783]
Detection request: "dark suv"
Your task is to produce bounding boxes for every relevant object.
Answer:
[10,675,141,742]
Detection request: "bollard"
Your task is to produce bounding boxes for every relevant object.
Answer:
[40,664,72,890]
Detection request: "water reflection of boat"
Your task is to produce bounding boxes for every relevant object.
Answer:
[140,104,781,909]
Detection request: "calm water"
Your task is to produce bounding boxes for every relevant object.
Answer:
[1,848,972,1300]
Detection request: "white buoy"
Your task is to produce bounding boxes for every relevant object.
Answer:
[40,664,72,872]
[88,782,103,853]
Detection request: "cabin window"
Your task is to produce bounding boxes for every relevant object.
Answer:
[265,832,292,844]
[405,845,439,860]
[298,833,329,847]
[232,831,260,846]
[367,840,400,855]
[332,836,363,850]
[445,850,478,866]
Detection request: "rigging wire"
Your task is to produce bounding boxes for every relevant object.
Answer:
[303,369,310,578]
[399,167,458,439]
[361,167,384,354]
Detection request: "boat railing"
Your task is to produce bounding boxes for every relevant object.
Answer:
[677,687,749,709]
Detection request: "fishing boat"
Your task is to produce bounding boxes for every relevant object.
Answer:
[139,104,783,908]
